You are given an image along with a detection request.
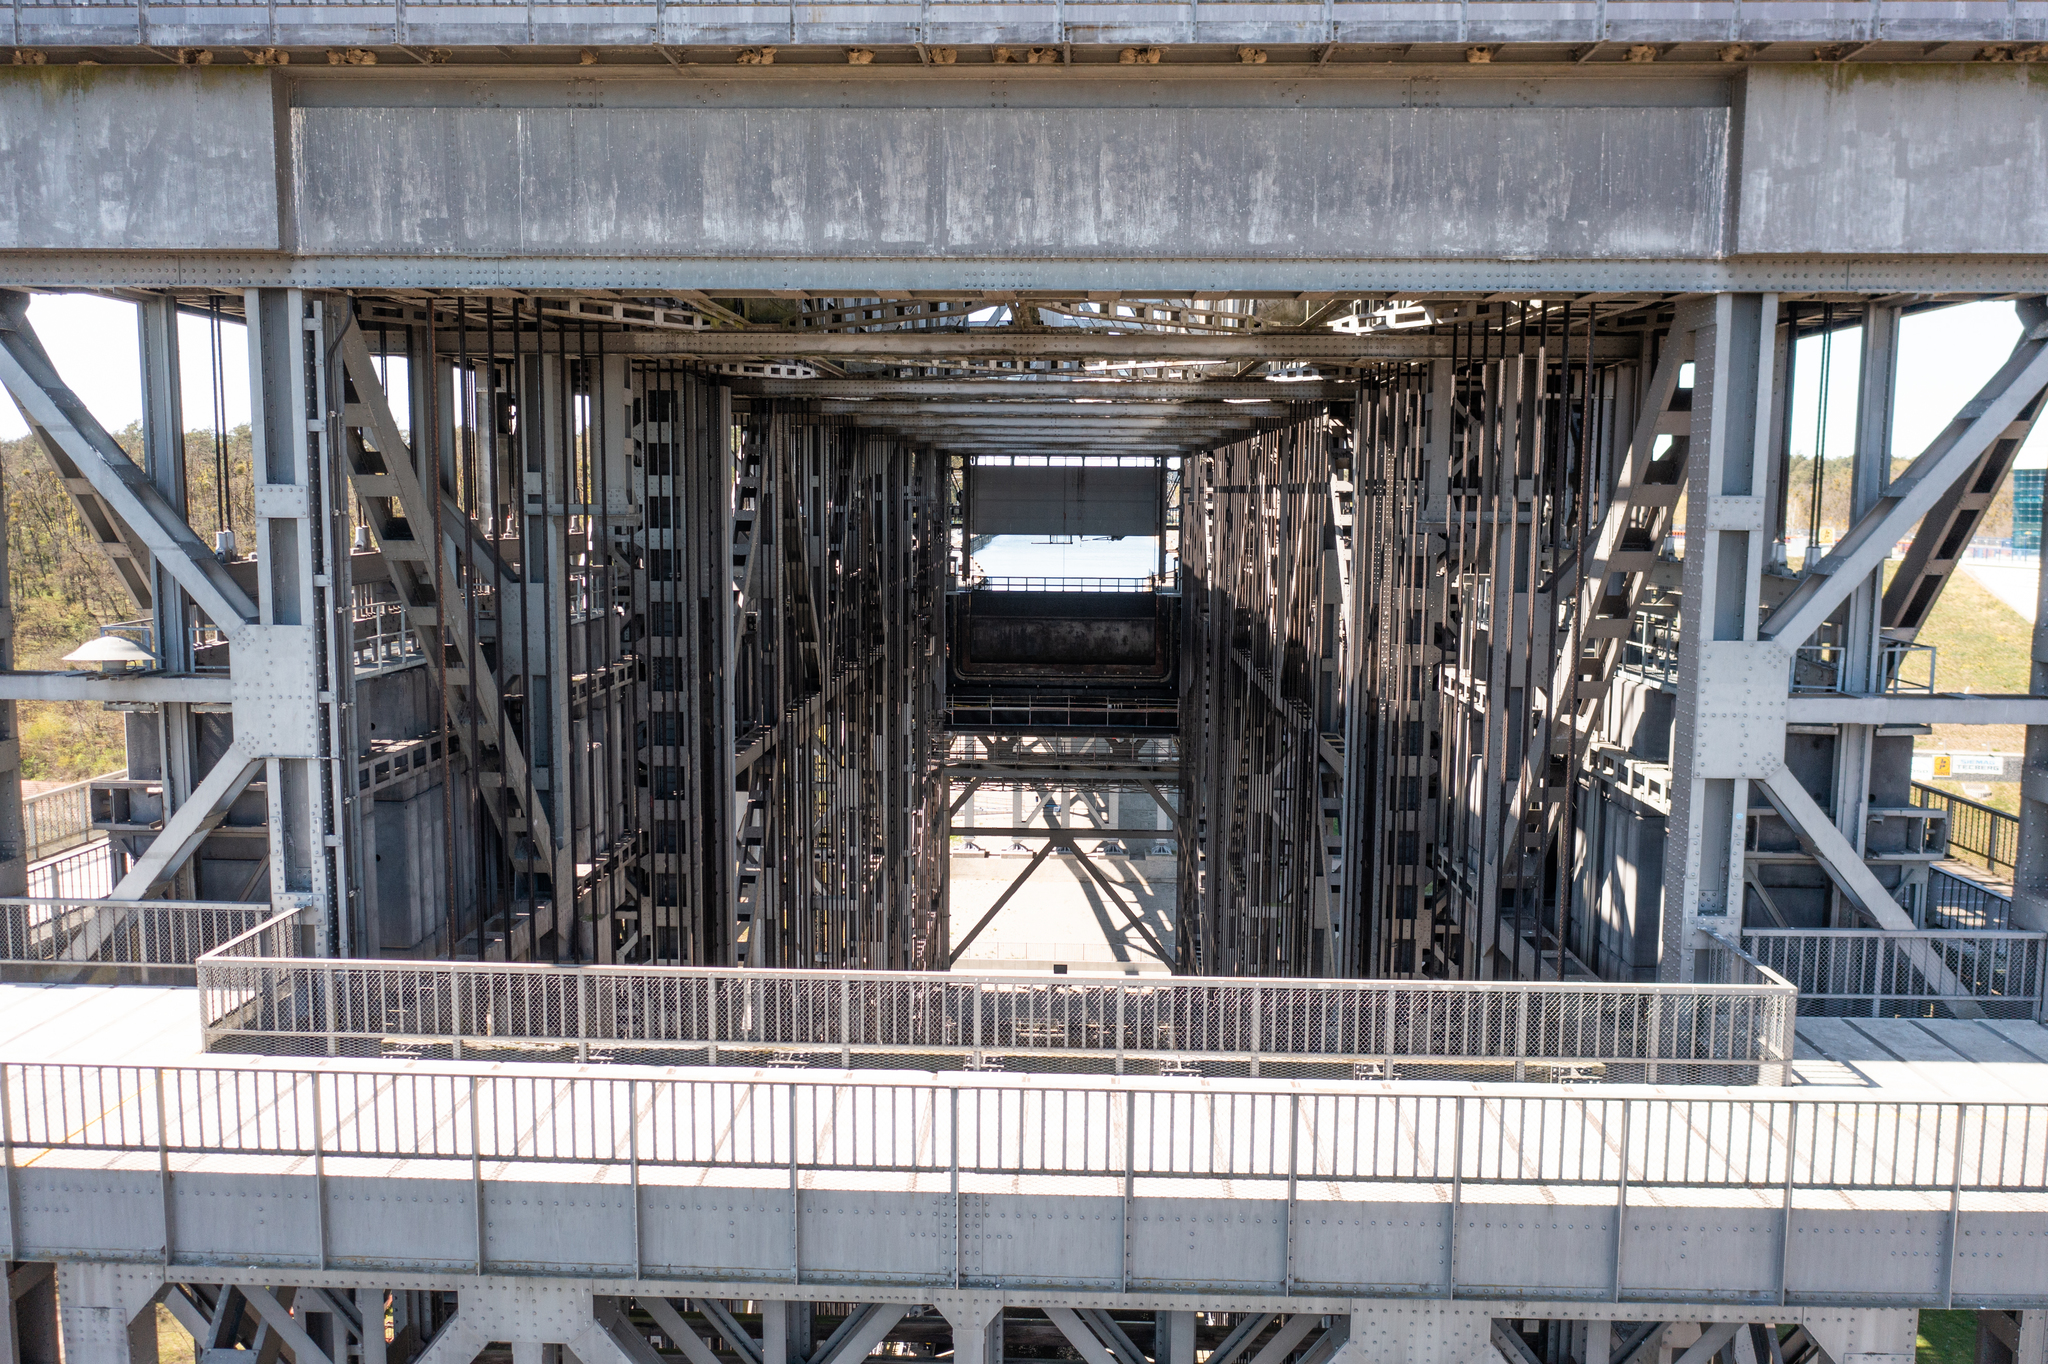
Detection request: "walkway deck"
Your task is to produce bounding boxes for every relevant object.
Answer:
[4,985,2048,1308]
[12,984,2048,1097]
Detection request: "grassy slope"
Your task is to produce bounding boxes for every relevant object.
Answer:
[1897,563,2034,818]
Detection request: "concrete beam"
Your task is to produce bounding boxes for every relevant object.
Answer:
[1739,66,2048,255]
[0,67,281,251]
[11,68,2033,276]
[5,7,2046,49]
[287,97,1726,267]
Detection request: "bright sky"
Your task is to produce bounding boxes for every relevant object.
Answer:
[1,293,2041,474]
[0,293,252,441]
[1791,299,2048,469]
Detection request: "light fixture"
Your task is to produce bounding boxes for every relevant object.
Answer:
[62,634,158,672]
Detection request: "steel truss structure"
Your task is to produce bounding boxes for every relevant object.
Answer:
[6,35,2048,1364]
[1,287,2046,982]
[1178,414,1352,976]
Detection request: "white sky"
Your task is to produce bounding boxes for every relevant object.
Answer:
[1791,299,2048,469]
[0,293,252,441]
[1,294,2041,474]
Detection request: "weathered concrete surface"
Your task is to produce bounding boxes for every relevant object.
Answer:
[289,98,1729,260]
[0,67,279,251]
[5,0,2043,51]
[1737,65,2048,255]
[1,64,2046,273]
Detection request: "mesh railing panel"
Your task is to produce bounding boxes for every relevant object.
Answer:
[196,952,1797,1081]
[1744,929,2047,1019]
[0,899,274,968]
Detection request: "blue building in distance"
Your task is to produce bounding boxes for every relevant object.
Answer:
[2018,468,2045,556]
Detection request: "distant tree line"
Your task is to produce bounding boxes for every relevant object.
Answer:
[2,421,256,781]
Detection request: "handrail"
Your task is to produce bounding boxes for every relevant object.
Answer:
[21,772,120,862]
[25,839,115,900]
[1743,927,2047,1020]
[1928,865,2013,930]
[1911,781,2018,876]
[0,898,279,981]
[4,1061,2044,1196]
[196,939,1798,1083]
[966,576,1169,594]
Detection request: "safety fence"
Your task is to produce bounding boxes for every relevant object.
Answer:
[21,776,111,862]
[967,576,1168,594]
[1927,865,2014,931]
[199,923,1797,1083]
[1617,613,1679,686]
[25,839,115,900]
[4,1061,2045,1195]
[1742,928,2047,1020]
[0,899,278,983]
[1912,782,2018,877]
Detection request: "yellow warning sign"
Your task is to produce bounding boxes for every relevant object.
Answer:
[1932,754,1952,778]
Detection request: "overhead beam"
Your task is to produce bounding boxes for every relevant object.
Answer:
[827,416,1256,431]
[814,400,1294,418]
[0,672,233,703]
[945,765,1179,782]
[952,827,1174,838]
[1785,693,2048,725]
[741,379,1355,400]
[435,330,1643,361]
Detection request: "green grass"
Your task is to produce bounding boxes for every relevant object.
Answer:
[1916,1310,1978,1364]
[1895,564,2035,757]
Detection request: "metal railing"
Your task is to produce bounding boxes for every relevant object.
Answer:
[1881,640,1938,694]
[1928,865,2014,931]
[1742,928,2047,1020]
[21,776,109,861]
[966,576,1168,594]
[5,1062,2045,1198]
[352,598,424,675]
[1790,641,1846,694]
[0,899,278,984]
[947,694,1180,732]
[196,939,1798,1083]
[1790,641,1940,695]
[1618,614,1679,686]
[25,839,115,900]
[1912,781,2017,876]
